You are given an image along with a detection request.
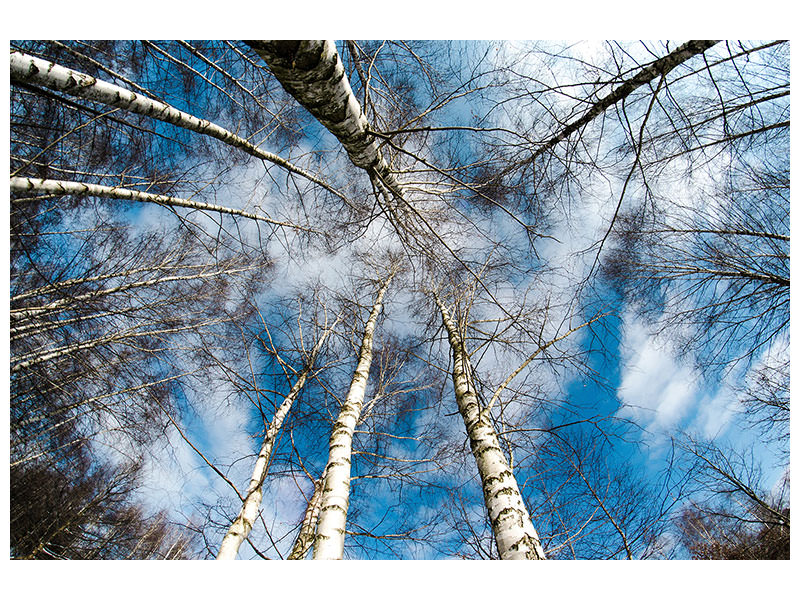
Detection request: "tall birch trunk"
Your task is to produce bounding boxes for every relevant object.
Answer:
[216,324,336,560]
[287,474,325,560]
[247,41,405,200]
[312,273,394,559]
[433,294,546,560]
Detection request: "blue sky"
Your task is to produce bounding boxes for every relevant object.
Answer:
[8,38,789,563]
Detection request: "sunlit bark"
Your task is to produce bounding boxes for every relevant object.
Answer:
[217,323,337,559]
[434,293,546,560]
[313,273,394,559]
[9,51,347,203]
[247,40,404,198]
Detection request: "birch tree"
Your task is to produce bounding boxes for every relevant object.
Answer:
[287,474,326,560]
[313,270,395,559]
[217,316,339,559]
[432,292,546,560]
[9,50,345,205]
[9,39,790,561]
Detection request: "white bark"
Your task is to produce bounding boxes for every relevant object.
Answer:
[216,324,336,560]
[287,475,325,560]
[11,319,223,374]
[530,40,719,161]
[12,263,176,304]
[9,51,346,202]
[434,294,546,560]
[247,41,405,199]
[313,273,394,559]
[11,297,175,341]
[10,177,316,233]
[11,263,251,323]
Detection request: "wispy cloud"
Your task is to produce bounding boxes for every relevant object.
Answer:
[616,306,753,443]
[616,310,698,432]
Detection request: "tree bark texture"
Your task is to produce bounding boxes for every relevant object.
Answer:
[434,295,546,560]
[9,51,344,201]
[247,40,405,199]
[216,325,335,559]
[287,474,325,560]
[312,273,394,559]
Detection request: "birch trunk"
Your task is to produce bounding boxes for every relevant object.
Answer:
[434,294,546,560]
[530,40,718,162]
[287,475,325,560]
[10,177,315,233]
[9,51,346,202]
[312,273,394,559]
[216,325,336,559]
[247,40,405,200]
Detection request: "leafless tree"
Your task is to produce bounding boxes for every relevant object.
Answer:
[9,39,789,562]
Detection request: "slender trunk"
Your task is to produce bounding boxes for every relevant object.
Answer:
[252,40,452,261]
[9,51,346,203]
[287,474,325,560]
[11,296,176,341]
[11,318,224,374]
[10,177,316,233]
[313,273,394,559]
[11,263,251,323]
[529,40,719,162]
[12,263,176,304]
[216,324,336,559]
[433,293,546,560]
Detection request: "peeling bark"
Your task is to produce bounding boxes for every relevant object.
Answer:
[313,273,394,559]
[434,294,546,560]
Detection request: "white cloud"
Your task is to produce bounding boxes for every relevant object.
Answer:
[616,310,698,433]
[616,308,754,442]
[693,386,738,439]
